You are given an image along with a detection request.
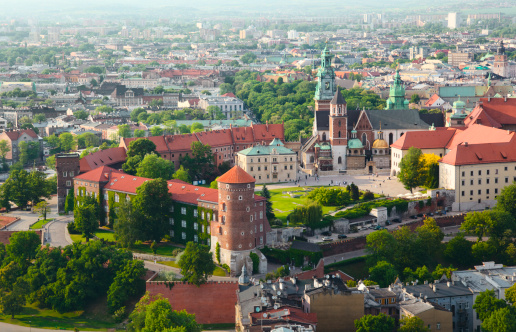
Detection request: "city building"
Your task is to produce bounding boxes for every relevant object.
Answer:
[448,52,473,67]
[198,95,245,119]
[448,13,460,29]
[236,138,297,183]
[399,295,453,332]
[0,129,42,165]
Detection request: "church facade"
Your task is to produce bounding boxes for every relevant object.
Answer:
[300,47,442,174]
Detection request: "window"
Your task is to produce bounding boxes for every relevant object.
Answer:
[505,177,509,183]
[470,171,473,176]
[70,171,74,177]
[77,189,80,195]
[284,165,287,170]
[251,167,254,171]
[478,170,482,175]
[194,235,198,242]
[495,188,499,194]
[169,218,174,225]
[505,166,508,171]
[222,216,226,224]
[250,215,253,222]
[264,166,267,171]
[181,220,186,227]
[461,180,465,186]
[193,209,198,217]
[495,178,498,183]
[260,211,263,219]
[461,191,465,196]
[115,194,119,203]
[437,323,441,330]
[260,237,263,245]
[62,171,67,177]
[207,212,211,220]
[170,205,174,212]
[487,170,490,175]
[258,167,261,171]
[182,232,186,240]
[201,211,205,220]
[202,225,205,232]
[478,179,481,185]
[239,195,243,200]
[466,302,469,309]
[470,190,473,195]
[181,207,186,215]
[104,193,108,200]
[227,195,230,200]
[170,230,174,237]
[66,180,71,186]
[487,189,490,194]
[487,178,490,184]
[194,222,198,230]
[290,165,293,170]
[462,171,465,177]
[470,180,473,185]
[260,224,263,232]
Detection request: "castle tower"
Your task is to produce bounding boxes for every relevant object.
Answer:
[385,67,409,110]
[314,45,336,112]
[329,89,348,170]
[211,166,268,276]
[55,153,80,213]
[493,40,508,78]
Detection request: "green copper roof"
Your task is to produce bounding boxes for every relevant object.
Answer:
[453,96,466,109]
[238,143,295,156]
[348,138,364,149]
[270,138,284,146]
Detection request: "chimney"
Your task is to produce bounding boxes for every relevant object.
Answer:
[447,281,451,287]
[432,284,437,292]
[464,142,468,147]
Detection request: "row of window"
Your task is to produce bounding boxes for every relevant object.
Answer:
[250,165,294,172]
[250,157,294,163]
[461,177,513,186]
[461,189,498,197]
[63,171,75,178]
[461,167,513,177]
[169,219,211,234]
[169,230,200,242]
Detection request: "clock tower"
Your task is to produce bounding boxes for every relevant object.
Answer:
[314,46,336,111]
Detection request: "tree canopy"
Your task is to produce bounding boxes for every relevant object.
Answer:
[178,242,215,286]
[398,147,425,193]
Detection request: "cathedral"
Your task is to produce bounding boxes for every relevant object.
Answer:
[300,47,441,174]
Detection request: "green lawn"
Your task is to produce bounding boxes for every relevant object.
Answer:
[70,229,116,243]
[267,186,340,226]
[30,218,53,229]
[132,243,184,257]
[0,303,116,331]
[158,261,227,277]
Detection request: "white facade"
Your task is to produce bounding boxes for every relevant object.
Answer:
[198,96,244,120]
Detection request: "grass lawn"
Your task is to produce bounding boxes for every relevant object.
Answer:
[132,243,184,257]
[0,303,116,331]
[70,229,116,243]
[324,256,369,280]
[158,261,227,277]
[268,186,340,226]
[30,218,53,229]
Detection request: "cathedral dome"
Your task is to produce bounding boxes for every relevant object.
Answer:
[372,139,389,149]
[348,138,363,149]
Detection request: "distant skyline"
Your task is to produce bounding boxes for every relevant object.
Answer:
[0,0,507,20]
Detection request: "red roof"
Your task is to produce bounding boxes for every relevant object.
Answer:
[466,98,516,127]
[74,165,121,182]
[196,129,233,147]
[441,141,516,166]
[80,147,127,173]
[221,92,236,98]
[425,94,441,107]
[445,124,514,150]
[391,128,457,150]
[165,134,200,152]
[231,126,255,144]
[3,129,38,141]
[217,165,255,184]
[251,123,285,141]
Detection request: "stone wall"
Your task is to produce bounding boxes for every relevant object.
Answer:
[319,236,367,257]
[146,281,239,324]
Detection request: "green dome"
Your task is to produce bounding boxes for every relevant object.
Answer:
[404,99,409,105]
[348,138,363,149]
[453,97,466,109]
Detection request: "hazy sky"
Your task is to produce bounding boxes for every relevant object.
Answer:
[0,0,486,19]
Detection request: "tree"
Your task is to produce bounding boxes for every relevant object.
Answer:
[354,313,395,332]
[496,182,516,217]
[74,200,98,241]
[32,113,46,123]
[288,201,323,229]
[505,283,516,305]
[0,139,10,165]
[444,233,474,268]
[172,165,191,183]
[410,94,421,104]
[118,124,132,139]
[241,52,257,64]
[416,218,444,260]
[59,132,76,152]
[473,289,507,322]
[95,105,114,114]
[34,201,50,220]
[1,170,51,209]
[398,147,425,193]
[178,242,215,286]
[260,185,275,221]
[64,188,75,213]
[0,284,26,318]
[482,307,516,332]
[365,230,396,264]
[150,126,163,136]
[18,141,39,164]
[107,260,146,314]
[132,179,173,242]
[190,122,203,133]
[180,142,215,182]
[6,231,41,266]
[420,154,440,189]
[123,139,159,175]
[136,154,174,180]
[114,200,143,247]
[369,261,398,288]
[134,129,146,138]
[46,154,56,170]
[131,108,147,122]
[398,316,429,332]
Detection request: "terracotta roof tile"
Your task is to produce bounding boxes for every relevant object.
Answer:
[3,129,38,141]
[391,128,457,150]
[217,165,255,184]
[445,124,514,149]
[195,129,234,147]
[441,141,516,166]
[80,147,127,172]
[74,165,121,182]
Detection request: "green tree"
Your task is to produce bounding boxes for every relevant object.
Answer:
[398,316,429,332]
[46,154,56,170]
[32,113,46,123]
[180,142,215,182]
[496,182,516,217]
[84,66,104,74]
[444,234,474,268]
[410,94,421,104]
[34,200,50,220]
[398,147,425,193]
[288,201,323,229]
[150,126,163,136]
[1,170,51,209]
[354,313,395,332]
[6,231,41,267]
[136,154,174,180]
[365,230,396,264]
[482,307,516,332]
[107,260,146,314]
[241,52,257,64]
[178,242,216,286]
[114,199,143,247]
[172,165,191,183]
[123,139,159,175]
[59,132,76,152]
[0,139,10,166]
[0,284,26,318]
[260,185,275,221]
[190,122,204,133]
[369,261,398,288]
[132,179,173,242]
[18,141,39,164]
[473,289,507,322]
[118,124,132,139]
[74,200,98,241]
[131,108,147,122]
[134,129,145,138]
[505,283,516,305]
[64,187,75,213]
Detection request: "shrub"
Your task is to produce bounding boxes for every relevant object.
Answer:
[112,306,126,323]
[215,242,221,264]
[249,252,260,274]
[362,191,375,201]
[67,222,79,234]
[307,187,351,206]
[222,263,230,273]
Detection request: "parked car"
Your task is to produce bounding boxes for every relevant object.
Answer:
[338,234,348,239]
[417,213,424,217]
[385,220,391,226]
[410,215,418,219]
[392,218,402,223]
[322,237,332,241]
[374,225,385,230]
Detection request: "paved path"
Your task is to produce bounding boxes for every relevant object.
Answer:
[144,260,239,282]
[45,217,73,247]
[0,322,65,332]
[323,249,367,265]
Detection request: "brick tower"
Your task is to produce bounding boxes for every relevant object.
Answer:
[329,89,348,171]
[55,153,80,213]
[211,165,268,276]
[493,40,508,78]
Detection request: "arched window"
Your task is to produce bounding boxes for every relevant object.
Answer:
[310,156,314,163]
[338,131,341,138]
[338,120,341,126]
[361,133,367,147]
[338,156,342,164]
[389,133,393,145]
[322,132,327,141]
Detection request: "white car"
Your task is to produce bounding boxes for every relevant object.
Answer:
[322,237,332,241]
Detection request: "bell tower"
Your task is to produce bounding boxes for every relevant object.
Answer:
[314,45,336,112]
[493,40,508,78]
[329,89,348,170]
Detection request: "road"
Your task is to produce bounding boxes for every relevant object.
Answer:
[0,322,65,332]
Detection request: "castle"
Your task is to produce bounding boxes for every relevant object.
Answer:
[300,46,441,174]
[57,154,269,276]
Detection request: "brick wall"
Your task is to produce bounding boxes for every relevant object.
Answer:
[320,237,367,257]
[146,281,239,324]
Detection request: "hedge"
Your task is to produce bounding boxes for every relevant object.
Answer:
[260,246,323,267]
